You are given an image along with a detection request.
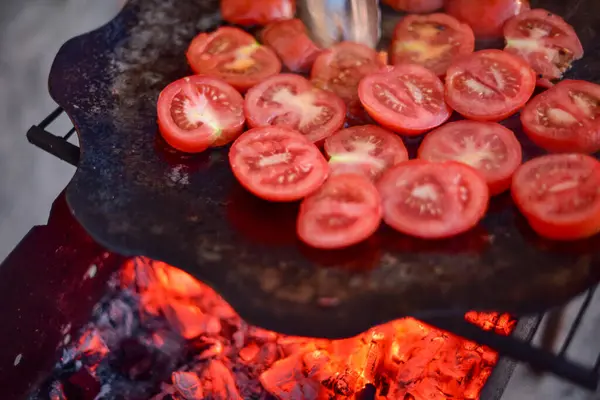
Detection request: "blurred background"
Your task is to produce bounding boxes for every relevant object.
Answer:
[0,0,122,261]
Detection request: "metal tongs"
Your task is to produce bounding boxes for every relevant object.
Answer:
[297,0,381,49]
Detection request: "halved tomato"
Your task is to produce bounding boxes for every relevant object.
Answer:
[324,125,409,181]
[520,80,600,154]
[390,13,475,77]
[378,160,489,239]
[311,42,385,125]
[221,0,295,26]
[229,127,329,202]
[418,120,522,195]
[358,64,451,135]
[186,27,281,92]
[512,153,600,240]
[445,49,536,122]
[262,19,322,73]
[445,0,530,38]
[157,76,245,153]
[244,74,346,144]
[504,9,584,82]
[382,0,444,13]
[297,174,382,249]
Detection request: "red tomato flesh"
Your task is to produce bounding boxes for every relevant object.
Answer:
[504,9,584,82]
[382,0,444,13]
[311,42,385,125]
[244,74,346,144]
[390,13,475,77]
[445,0,530,38]
[445,49,536,122]
[157,76,245,153]
[358,64,451,135]
[520,80,600,154]
[229,127,329,202]
[261,19,322,73]
[512,154,600,240]
[186,27,281,92]
[297,174,382,249]
[324,125,409,181]
[418,120,522,195]
[378,160,489,239]
[221,0,295,26]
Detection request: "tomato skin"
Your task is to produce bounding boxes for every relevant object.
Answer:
[358,64,452,135]
[445,0,530,38]
[229,127,329,202]
[262,19,322,73]
[382,0,444,13]
[221,0,295,26]
[186,27,281,92]
[511,154,600,241]
[445,49,536,122]
[297,174,382,249]
[520,80,600,154]
[157,76,245,153]
[390,13,475,77]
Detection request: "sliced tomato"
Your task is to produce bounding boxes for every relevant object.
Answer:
[520,80,600,154]
[324,125,409,181]
[378,160,489,239]
[382,0,444,13]
[221,0,294,26]
[262,19,322,73]
[157,76,245,153]
[311,42,385,125]
[244,74,346,144]
[358,64,451,135]
[504,9,584,82]
[445,0,530,38]
[186,27,281,92]
[445,49,536,122]
[297,174,382,249]
[512,154,600,240]
[390,13,475,77]
[229,127,329,202]
[418,120,522,195]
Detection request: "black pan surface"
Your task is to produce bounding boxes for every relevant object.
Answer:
[49,0,600,338]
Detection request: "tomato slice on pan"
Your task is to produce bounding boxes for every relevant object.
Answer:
[520,80,600,154]
[504,9,583,82]
[186,27,281,92]
[221,0,295,26]
[262,19,322,73]
[311,42,385,125]
[445,49,536,122]
[244,74,346,144]
[512,154,600,240]
[229,127,329,202]
[418,120,522,195]
[390,13,475,77]
[324,125,409,181]
[445,0,530,38]
[297,174,382,249]
[382,0,443,13]
[157,76,245,153]
[378,160,489,239]
[358,64,451,135]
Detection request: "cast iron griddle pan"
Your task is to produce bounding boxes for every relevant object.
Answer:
[49,0,600,338]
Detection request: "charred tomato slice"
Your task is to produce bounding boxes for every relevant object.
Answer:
[512,154,600,240]
[157,76,245,153]
[229,127,329,202]
[244,74,346,144]
[261,19,322,73]
[445,0,530,38]
[390,13,475,77]
[186,27,281,92]
[297,174,382,249]
[221,0,295,26]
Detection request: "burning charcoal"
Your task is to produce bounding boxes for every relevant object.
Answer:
[260,353,324,400]
[199,360,243,400]
[63,366,101,400]
[239,342,261,363]
[111,337,156,380]
[190,336,225,361]
[49,381,67,400]
[162,300,221,339]
[172,371,204,399]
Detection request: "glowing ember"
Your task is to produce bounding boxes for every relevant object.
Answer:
[39,257,515,400]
